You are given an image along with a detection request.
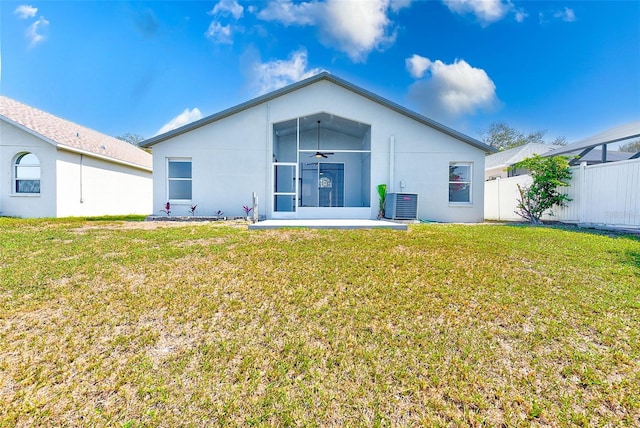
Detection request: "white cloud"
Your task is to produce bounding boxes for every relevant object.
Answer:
[442,0,514,26]
[155,108,203,136]
[257,0,409,63]
[205,0,244,44]
[257,0,319,25]
[250,49,324,95]
[406,55,498,120]
[406,54,432,79]
[210,0,244,19]
[14,5,37,19]
[320,0,399,62]
[26,16,49,47]
[514,8,528,23]
[390,0,412,13]
[205,21,233,44]
[554,7,576,22]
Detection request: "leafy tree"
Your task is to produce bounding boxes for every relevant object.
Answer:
[116,132,145,146]
[509,154,572,224]
[618,139,640,153]
[481,122,566,151]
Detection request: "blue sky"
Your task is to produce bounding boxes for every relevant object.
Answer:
[3,0,639,143]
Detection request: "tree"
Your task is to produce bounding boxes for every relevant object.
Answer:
[116,132,145,146]
[481,122,566,151]
[618,139,640,153]
[509,154,572,224]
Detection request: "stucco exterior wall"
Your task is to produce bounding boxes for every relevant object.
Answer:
[150,105,269,217]
[149,79,487,222]
[0,121,57,217]
[1,120,152,218]
[56,150,152,217]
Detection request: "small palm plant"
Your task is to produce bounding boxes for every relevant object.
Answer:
[377,184,387,219]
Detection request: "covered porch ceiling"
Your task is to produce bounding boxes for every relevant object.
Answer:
[273,112,370,139]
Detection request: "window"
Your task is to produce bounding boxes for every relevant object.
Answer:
[167,159,192,201]
[14,152,41,194]
[449,162,472,203]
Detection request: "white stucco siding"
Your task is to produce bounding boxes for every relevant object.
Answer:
[148,78,488,222]
[266,81,486,222]
[0,121,57,217]
[485,166,508,181]
[56,150,152,217]
[389,116,486,222]
[150,104,270,217]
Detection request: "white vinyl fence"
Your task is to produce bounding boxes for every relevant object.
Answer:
[485,159,640,227]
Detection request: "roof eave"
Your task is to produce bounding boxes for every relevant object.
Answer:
[58,145,153,172]
[1,115,152,172]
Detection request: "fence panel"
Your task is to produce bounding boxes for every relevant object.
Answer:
[484,159,640,227]
[484,175,531,221]
[580,160,640,226]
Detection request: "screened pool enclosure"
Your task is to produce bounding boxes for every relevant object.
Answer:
[272,113,371,218]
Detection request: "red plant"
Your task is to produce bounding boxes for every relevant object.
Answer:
[160,202,171,216]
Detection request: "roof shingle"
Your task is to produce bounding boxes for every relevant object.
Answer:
[0,96,151,170]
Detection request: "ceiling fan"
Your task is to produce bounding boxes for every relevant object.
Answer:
[311,120,334,158]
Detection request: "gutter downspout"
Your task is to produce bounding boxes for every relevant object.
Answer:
[79,154,84,203]
[389,135,395,193]
[265,103,270,219]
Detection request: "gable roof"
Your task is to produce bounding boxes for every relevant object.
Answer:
[141,72,495,153]
[0,96,152,171]
[485,143,560,170]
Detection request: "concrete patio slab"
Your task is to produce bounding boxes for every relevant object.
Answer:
[248,219,409,230]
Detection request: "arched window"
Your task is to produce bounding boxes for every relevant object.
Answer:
[14,153,41,194]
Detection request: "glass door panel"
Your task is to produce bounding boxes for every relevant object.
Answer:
[273,163,297,212]
[299,163,344,208]
[319,163,344,207]
[300,163,318,207]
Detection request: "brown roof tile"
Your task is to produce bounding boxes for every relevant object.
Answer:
[0,96,152,170]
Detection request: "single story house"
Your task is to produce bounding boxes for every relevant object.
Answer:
[485,143,560,180]
[0,96,153,218]
[485,141,636,181]
[142,72,495,222]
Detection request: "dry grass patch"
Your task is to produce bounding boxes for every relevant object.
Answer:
[0,218,638,426]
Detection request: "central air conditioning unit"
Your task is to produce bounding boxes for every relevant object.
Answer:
[384,193,418,220]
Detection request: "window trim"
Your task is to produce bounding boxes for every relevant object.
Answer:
[13,152,41,195]
[166,158,192,203]
[449,162,473,205]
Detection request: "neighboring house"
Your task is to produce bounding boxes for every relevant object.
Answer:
[142,72,495,222]
[485,141,635,181]
[0,96,153,218]
[485,143,561,180]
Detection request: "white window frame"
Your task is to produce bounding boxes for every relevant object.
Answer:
[13,152,41,195]
[166,158,192,203]
[449,162,473,205]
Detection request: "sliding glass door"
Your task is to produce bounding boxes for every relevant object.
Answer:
[300,163,344,207]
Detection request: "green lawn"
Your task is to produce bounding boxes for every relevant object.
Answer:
[1,218,638,426]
